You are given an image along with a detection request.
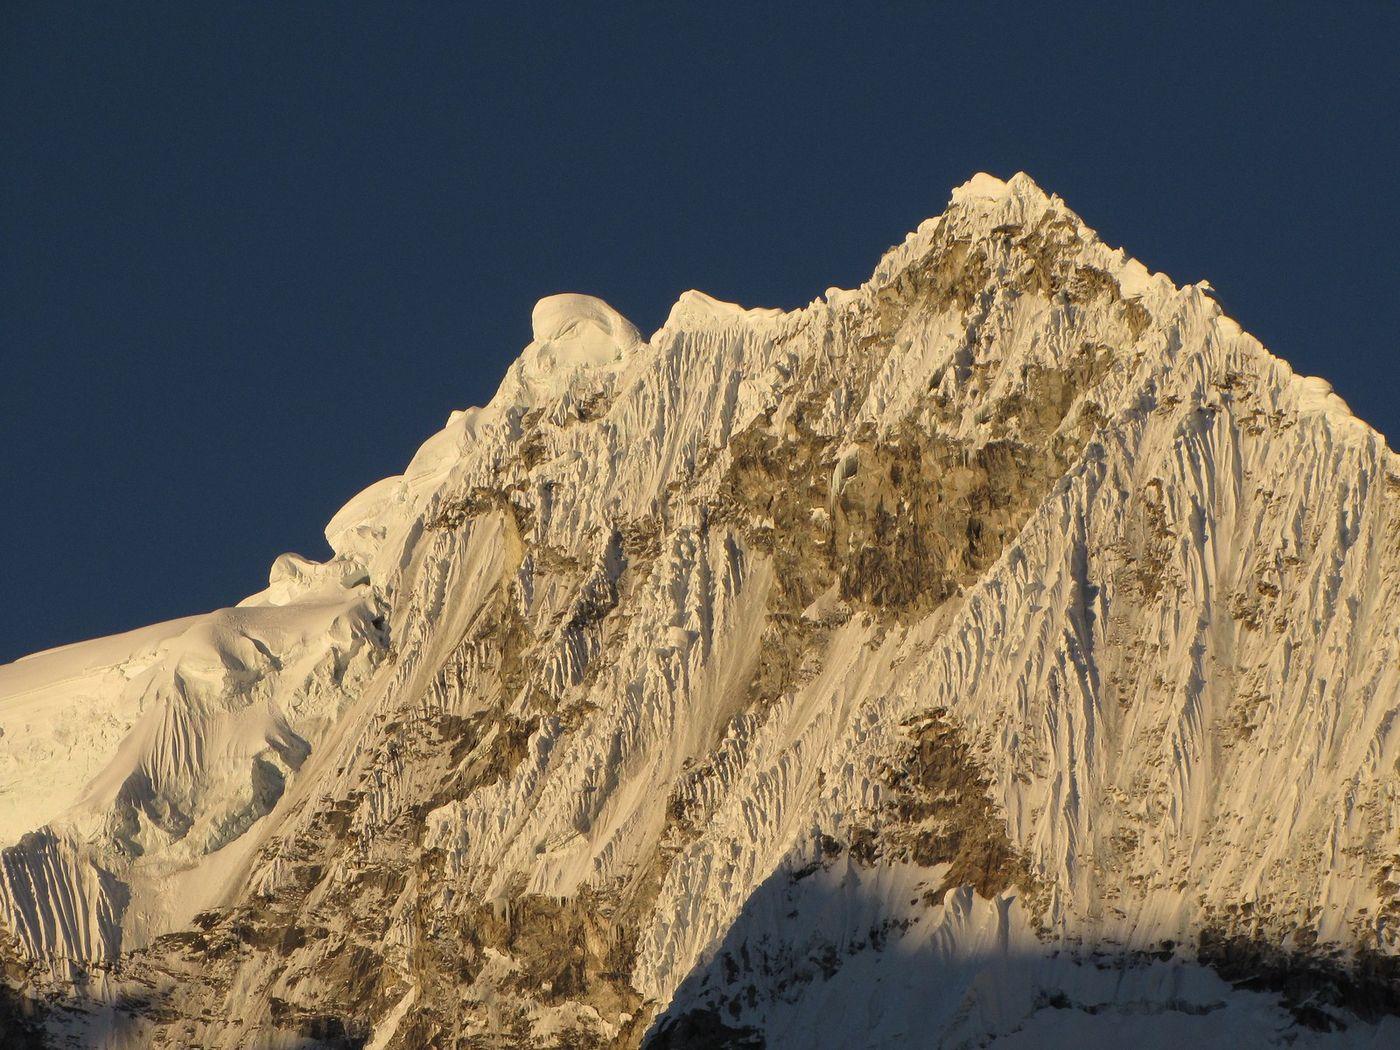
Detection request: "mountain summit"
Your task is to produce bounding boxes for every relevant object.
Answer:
[2,174,1397,1047]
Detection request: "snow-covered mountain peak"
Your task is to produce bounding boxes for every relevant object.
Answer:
[950,169,1051,206]
[865,170,1075,293]
[2,174,1398,1048]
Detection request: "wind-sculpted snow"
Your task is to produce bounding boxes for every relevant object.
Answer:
[1,173,1397,1047]
[0,583,387,972]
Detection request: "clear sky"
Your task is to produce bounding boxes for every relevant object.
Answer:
[3,3,1398,663]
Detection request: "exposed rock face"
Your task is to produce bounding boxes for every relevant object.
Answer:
[1,172,1398,1047]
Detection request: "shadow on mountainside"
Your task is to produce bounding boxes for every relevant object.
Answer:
[0,981,161,1050]
[5,863,1399,1048]
[1196,927,1400,1033]
[0,980,48,1049]
[0,976,369,1049]
[642,858,1400,1049]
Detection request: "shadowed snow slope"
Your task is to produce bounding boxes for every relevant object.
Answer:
[1,173,1398,1048]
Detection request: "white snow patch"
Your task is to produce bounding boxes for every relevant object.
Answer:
[530,293,640,357]
[662,290,783,332]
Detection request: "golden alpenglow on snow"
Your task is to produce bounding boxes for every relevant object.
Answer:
[2,175,1398,1047]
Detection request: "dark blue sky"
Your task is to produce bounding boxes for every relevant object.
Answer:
[3,4,1398,662]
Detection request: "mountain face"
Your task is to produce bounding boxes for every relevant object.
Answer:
[2,173,1399,1048]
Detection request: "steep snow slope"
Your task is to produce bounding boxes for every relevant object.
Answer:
[1,173,1398,1048]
